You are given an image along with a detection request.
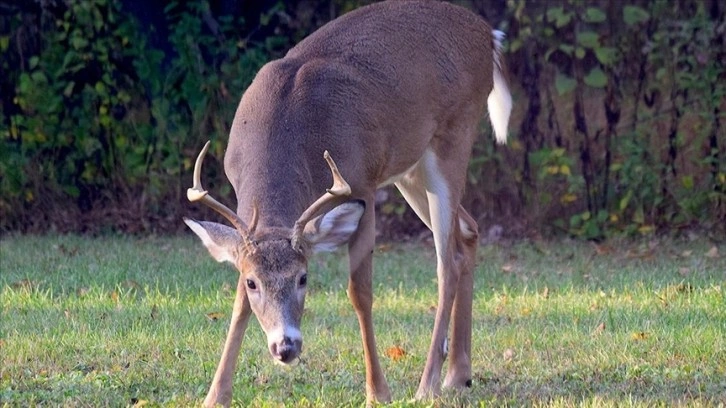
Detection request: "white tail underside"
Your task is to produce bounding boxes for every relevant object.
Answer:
[488,30,512,144]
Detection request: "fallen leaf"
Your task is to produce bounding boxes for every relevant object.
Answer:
[501,263,514,273]
[58,244,79,257]
[678,267,690,276]
[64,310,71,319]
[206,312,225,322]
[121,280,141,291]
[385,346,406,361]
[520,307,532,317]
[541,286,550,299]
[502,348,515,361]
[592,243,611,255]
[11,279,35,290]
[593,322,606,336]
[132,399,148,407]
[676,283,693,293]
[0,339,5,348]
[76,287,89,297]
[705,246,719,259]
[631,331,649,341]
[681,250,693,258]
[110,290,119,303]
[377,243,393,253]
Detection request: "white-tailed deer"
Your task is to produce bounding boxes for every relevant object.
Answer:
[184,0,511,406]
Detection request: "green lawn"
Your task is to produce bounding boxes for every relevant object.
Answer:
[1,235,724,407]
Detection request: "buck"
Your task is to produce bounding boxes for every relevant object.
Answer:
[184,0,511,406]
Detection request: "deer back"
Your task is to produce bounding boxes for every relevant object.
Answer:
[224,0,496,227]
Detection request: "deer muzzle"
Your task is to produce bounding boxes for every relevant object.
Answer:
[267,326,303,364]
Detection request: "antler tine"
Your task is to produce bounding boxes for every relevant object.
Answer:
[291,150,351,252]
[187,141,250,237]
[322,150,351,196]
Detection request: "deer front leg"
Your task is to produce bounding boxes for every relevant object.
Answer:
[204,275,252,408]
[347,200,391,405]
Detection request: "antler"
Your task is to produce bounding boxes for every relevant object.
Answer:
[290,150,351,252]
[187,141,252,239]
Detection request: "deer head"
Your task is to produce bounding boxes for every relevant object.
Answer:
[184,141,364,363]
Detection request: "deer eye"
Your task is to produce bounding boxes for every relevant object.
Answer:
[299,274,307,287]
[246,279,257,290]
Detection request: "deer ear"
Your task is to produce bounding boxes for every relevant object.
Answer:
[303,200,365,253]
[184,217,241,264]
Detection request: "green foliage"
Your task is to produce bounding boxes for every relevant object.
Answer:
[497,0,726,239]
[0,0,723,236]
[0,0,283,232]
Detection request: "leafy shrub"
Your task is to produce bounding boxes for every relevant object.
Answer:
[1,0,723,237]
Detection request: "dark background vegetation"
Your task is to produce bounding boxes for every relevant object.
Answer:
[1,0,724,240]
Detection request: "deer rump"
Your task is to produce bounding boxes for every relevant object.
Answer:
[185,1,511,407]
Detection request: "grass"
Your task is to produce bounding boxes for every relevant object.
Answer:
[1,234,724,407]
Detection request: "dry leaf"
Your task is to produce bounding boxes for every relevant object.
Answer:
[494,304,505,315]
[520,307,532,317]
[385,346,406,361]
[11,279,35,290]
[121,280,141,290]
[132,399,149,407]
[541,286,550,299]
[76,287,89,297]
[502,348,515,361]
[631,331,649,341]
[64,310,71,319]
[678,267,690,276]
[705,246,719,259]
[681,250,693,258]
[0,339,5,348]
[592,243,611,255]
[593,322,605,336]
[58,244,79,257]
[501,263,514,273]
[110,290,119,303]
[206,312,225,322]
[377,243,393,253]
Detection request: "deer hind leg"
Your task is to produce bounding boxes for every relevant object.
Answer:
[443,205,478,389]
[396,149,470,399]
[347,195,392,404]
[204,275,253,408]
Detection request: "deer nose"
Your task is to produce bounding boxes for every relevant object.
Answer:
[270,336,301,363]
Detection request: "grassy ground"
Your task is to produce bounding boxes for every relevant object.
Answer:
[1,234,724,407]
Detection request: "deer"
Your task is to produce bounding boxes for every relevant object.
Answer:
[183,0,512,406]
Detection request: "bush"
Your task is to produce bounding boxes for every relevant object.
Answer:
[1,0,723,238]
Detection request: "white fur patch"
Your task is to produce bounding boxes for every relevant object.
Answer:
[266,325,302,346]
[422,150,451,262]
[488,29,512,144]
